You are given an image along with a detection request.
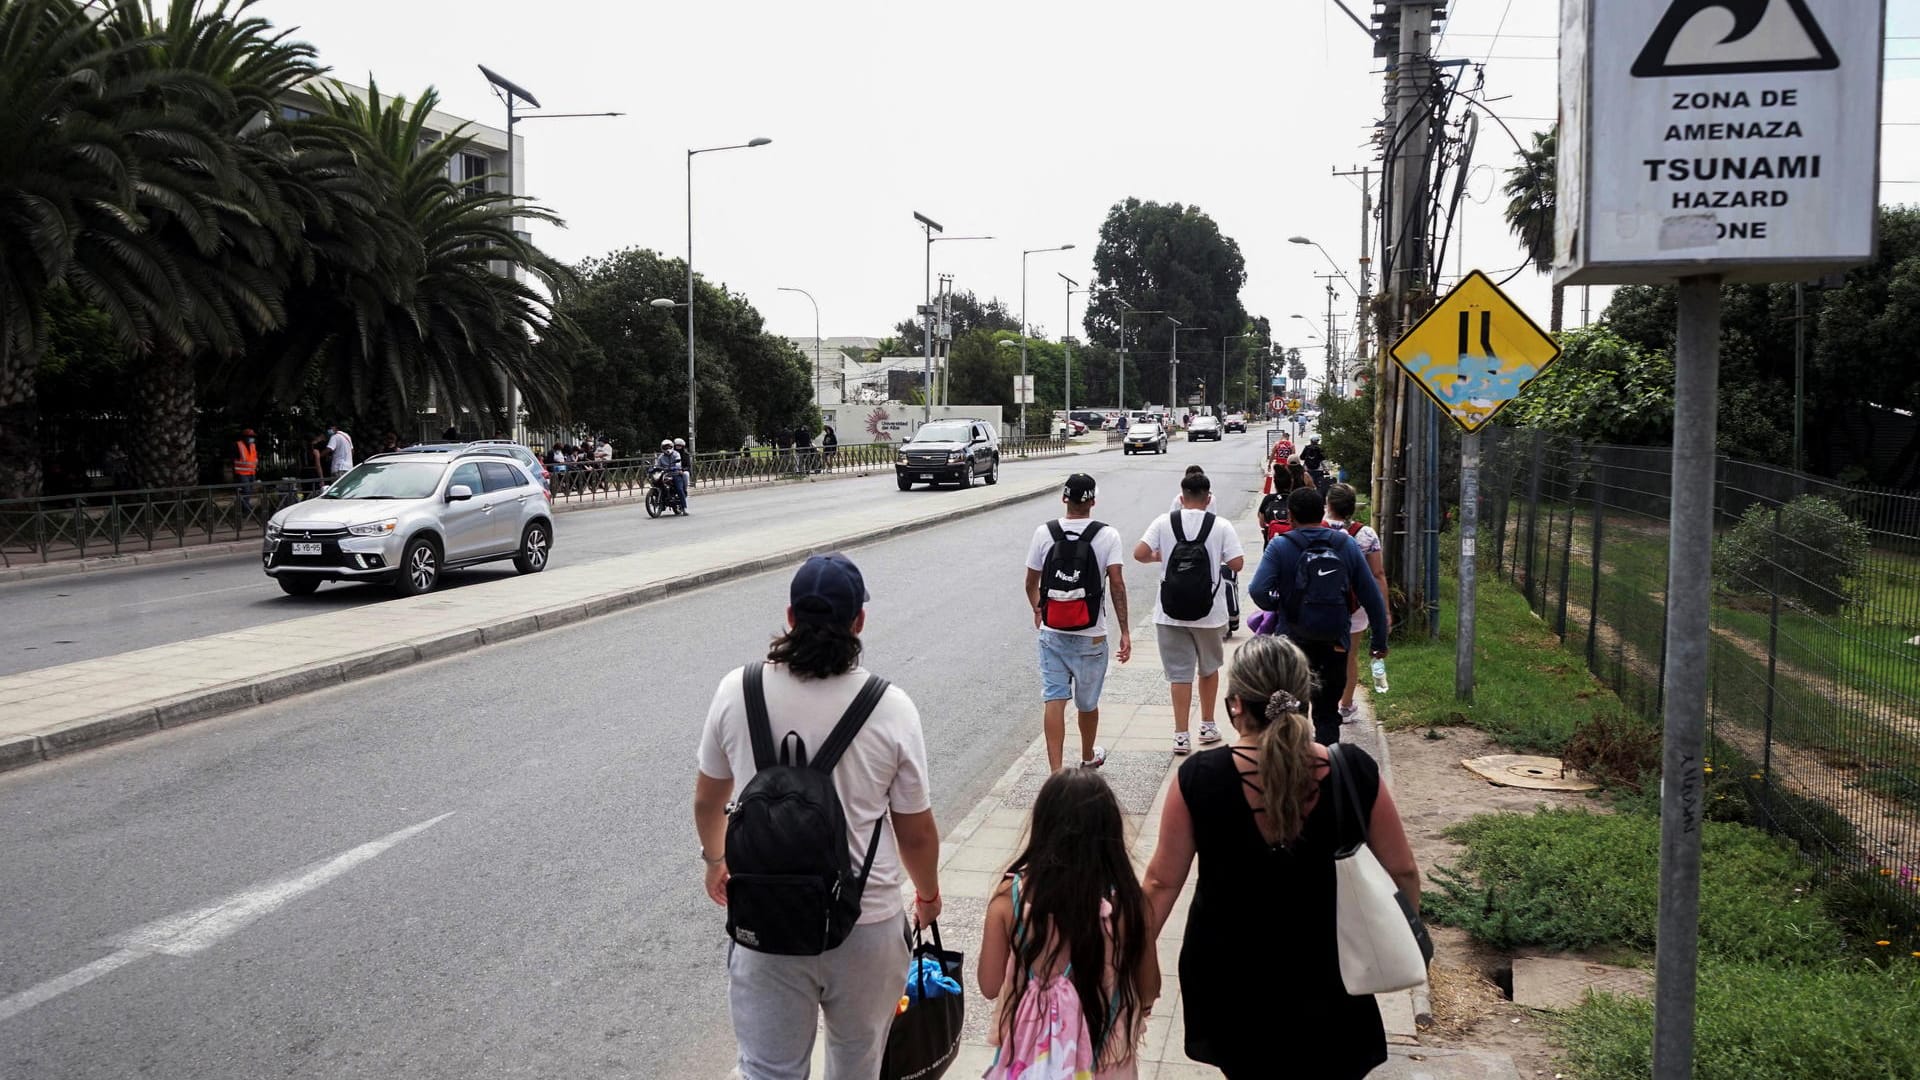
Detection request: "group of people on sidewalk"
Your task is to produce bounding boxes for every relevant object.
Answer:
[690,458,1421,1080]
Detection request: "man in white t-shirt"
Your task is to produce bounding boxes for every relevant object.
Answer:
[1134,472,1246,755]
[692,553,943,1080]
[323,424,354,477]
[1025,473,1131,772]
[1167,464,1217,514]
[1326,482,1391,721]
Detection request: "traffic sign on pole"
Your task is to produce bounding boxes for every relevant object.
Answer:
[1012,375,1035,405]
[1389,270,1561,434]
[1557,0,1885,284]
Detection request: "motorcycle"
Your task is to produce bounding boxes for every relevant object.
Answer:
[645,468,686,517]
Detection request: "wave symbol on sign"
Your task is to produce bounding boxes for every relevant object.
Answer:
[1631,0,1839,78]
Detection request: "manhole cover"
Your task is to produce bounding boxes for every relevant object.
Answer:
[1461,754,1600,792]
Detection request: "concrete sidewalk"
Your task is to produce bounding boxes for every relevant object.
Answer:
[775,512,1519,1079]
[0,462,1094,775]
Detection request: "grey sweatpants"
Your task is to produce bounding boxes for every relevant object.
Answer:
[728,917,908,1080]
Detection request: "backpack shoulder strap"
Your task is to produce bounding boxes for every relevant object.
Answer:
[1169,510,1188,543]
[1047,520,1067,545]
[810,675,893,773]
[1192,511,1215,544]
[1280,529,1307,551]
[1346,521,1365,537]
[743,663,777,772]
[1080,520,1104,542]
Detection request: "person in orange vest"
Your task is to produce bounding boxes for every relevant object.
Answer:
[234,428,260,514]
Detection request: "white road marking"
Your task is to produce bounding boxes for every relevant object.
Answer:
[0,812,453,1023]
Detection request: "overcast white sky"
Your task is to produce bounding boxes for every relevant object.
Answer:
[256,0,1917,347]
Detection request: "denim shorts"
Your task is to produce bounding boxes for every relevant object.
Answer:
[1037,629,1110,713]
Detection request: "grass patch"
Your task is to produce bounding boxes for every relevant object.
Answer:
[1558,960,1920,1080]
[1425,808,1845,965]
[1376,572,1632,755]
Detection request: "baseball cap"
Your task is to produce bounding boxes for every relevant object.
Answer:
[241,428,255,437]
[790,553,869,626]
[1063,473,1097,502]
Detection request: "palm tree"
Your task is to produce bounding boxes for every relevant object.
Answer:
[1503,123,1562,333]
[0,0,208,498]
[99,0,325,487]
[248,82,574,434]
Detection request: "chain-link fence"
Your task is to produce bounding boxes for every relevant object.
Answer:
[1480,428,1920,925]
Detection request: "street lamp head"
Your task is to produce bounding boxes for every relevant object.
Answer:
[1288,235,1313,246]
[478,65,541,108]
[913,211,944,233]
[1060,243,1075,251]
[649,298,678,309]
[747,137,772,147]
[998,339,1019,348]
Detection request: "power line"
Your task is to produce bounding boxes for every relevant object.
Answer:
[1481,0,1518,65]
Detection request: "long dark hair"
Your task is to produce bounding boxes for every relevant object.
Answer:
[766,621,863,679]
[1000,769,1148,1067]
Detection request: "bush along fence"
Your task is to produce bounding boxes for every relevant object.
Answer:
[0,436,1077,568]
[1477,428,1920,930]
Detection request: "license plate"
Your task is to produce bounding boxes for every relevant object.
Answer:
[291,542,321,555]
[918,474,934,480]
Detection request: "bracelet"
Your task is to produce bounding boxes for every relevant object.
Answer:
[700,850,725,865]
[915,892,940,904]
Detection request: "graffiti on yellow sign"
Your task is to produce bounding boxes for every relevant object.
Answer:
[1389,269,1561,434]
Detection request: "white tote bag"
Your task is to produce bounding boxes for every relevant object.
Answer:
[1328,745,1431,995]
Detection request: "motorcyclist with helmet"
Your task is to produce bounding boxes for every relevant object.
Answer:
[652,439,686,514]
[673,437,692,506]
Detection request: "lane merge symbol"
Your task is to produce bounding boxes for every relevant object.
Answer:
[1632,0,1840,77]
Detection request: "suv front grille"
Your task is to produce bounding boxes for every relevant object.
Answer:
[904,451,953,466]
[279,526,350,541]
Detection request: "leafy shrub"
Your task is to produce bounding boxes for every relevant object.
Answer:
[1714,495,1869,614]
[1424,808,1844,964]
[1557,960,1920,1080]
[1562,713,1663,791]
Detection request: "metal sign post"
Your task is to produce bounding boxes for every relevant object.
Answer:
[1389,270,1560,703]
[1557,3,1884,1074]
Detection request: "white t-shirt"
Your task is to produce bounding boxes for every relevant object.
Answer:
[1328,518,1383,633]
[1139,508,1246,628]
[1025,517,1126,637]
[1168,492,1216,514]
[697,663,932,924]
[325,431,354,473]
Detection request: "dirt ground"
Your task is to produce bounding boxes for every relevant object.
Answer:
[1387,722,1605,1078]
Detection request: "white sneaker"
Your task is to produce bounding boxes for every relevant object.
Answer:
[1198,721,1223,745]
[1172,731,1192,756]
[1339,702,1360,724]
[1081,746,1108,769]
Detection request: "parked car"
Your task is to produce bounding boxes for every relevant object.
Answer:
[1188,415,1223,442]
[1069,410,1107,431]
[1123,421,1168,455]
[262,448,553,597]
[895,418,1000,490]
[1224,413,1247,433]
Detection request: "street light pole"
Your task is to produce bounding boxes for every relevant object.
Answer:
[1169,322,1207,415]
[684,137,771,462]
[1060,274,1087,423]
[777,287,821,407]
[916,215,993,425]
[1115,300,1166,415]
[1018,244,1074,434]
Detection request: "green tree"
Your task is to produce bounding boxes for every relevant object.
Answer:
[891,289,1020,353]
[247,82,575,436]
[0,0,213,497]
[1084,198,1250,409]
[1503,124,1563,334]
[537,247,815,455]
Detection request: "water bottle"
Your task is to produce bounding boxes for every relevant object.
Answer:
[1371,658,1389,695]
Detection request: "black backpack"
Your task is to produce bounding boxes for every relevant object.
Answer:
[724,664,892,956]
[1039,520,1107,631]
[1283,529,1354,641]
[1159,511,1219,621]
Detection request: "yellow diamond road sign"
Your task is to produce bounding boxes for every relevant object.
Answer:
[1390,269,1560,434]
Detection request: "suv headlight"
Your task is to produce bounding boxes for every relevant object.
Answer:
[264,521,282,542]
[348,518,398,537]
[948,451,966,464]
[896,452,909,465]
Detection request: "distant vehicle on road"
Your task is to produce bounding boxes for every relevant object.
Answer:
[1187,415,1223,442]
[1224,413,1247,434]
[895,418,1000,490]
[262,448,553,597]
[1069,410,1108,430]
[1123,420,1168,455]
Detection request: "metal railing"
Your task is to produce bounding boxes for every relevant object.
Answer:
[1,437,1081,566]
[1480,429,1920,926]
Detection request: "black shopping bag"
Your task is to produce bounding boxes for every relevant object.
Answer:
[879,921,966,1080]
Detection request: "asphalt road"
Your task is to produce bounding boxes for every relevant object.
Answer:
[0,449,1130,679]
[0,434,1266,1080]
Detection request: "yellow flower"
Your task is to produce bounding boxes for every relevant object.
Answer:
[1703,766,1714,774]
[1751,773,1763,780]
[1876,940,1892,946]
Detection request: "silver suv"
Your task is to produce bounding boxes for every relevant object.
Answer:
[262,449,554,597]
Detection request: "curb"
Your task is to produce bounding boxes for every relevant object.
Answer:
[0,444,1111,589]
[1,473,1072,775]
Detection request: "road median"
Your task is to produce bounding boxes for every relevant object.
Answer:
[0,470,1074,775]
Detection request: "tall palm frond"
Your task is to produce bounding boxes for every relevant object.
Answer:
[1503,123,1563,332]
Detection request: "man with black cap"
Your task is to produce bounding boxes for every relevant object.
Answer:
[693,553,943,1080]
[1025,472,1131,771]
